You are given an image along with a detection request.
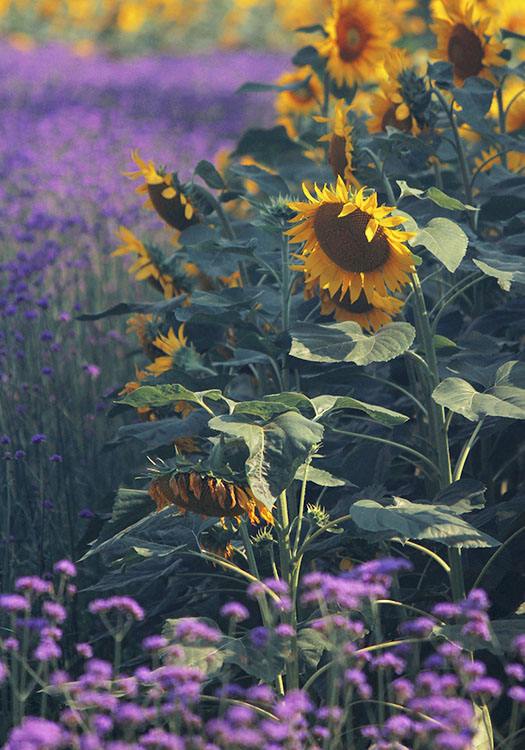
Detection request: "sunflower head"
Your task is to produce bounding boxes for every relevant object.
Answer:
[126,314,161,361]
[199,526,235,566]
[287,177,416,304]
[315,100,360,188]
[146,325,190,377]
[275,66,323,118]
[317,0,396,87]
[113,226,180,299]
[124,149,200,231]
[316,285,404,331]
[149,468,273,526]
[430,0,506,86]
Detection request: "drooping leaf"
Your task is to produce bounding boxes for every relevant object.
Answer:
[105,410,209,452]
[118,384,230,411]
[294,464,352,487]
[396,181,478,212]
[311,395,409,425]
[232,125,303,169]
[290,321,415,365]
[161,617,231,676]
[349,497,500,547]
[409,218,468,273]
[473,255,525,292]
[194,160,225,190]
[208,412,324,509]
[297,628,330,669]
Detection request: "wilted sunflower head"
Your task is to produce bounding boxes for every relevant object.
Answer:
[317,0,396,87]
[149,468,273,526]
[287,177,416,304]
[124,149,199,231]
[315,100,360,188]
[430,0,506,86]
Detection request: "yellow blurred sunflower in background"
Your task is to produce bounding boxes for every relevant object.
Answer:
[368,49,422,135]
[287,177,416,303]
[316,0,396,88]
[146,325,189,376]
[430,0,506,86]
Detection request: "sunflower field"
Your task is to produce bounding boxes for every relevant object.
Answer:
[1,0,525,748]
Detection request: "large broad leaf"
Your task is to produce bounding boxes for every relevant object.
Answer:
[409,217,468,273]
[105,410,209,451]
[232,125,303,169]
[209,412,324,510]
[432,361,525,421]
[311,395,408,426]
[294,464,352,487]
[118,384,230,411]
[349,497,500,548]
[433,480,486,514]
[76,295,186,321]
[290,321,415,365]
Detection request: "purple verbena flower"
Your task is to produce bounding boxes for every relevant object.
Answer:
[220,601,249,622]
[54,559,76,577]
[0,594,30,612]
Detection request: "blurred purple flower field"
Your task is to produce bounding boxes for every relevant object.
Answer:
[0,43,286,582]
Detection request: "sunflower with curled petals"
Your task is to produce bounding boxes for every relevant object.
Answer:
[275,67,323,118]
[126,313,161,362]
[149,469,273,526]
[316,0,396,88]
[314,100,360,189]
[287,177,416,304]
[124,149,199,231]
[146,325,189,377]
[430,0,506,87]
[113,226,180,299]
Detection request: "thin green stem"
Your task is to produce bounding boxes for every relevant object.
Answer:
[430,273,484,332]
[496,86,508,169]
[400,540,451,574]
[472,525,525,590]
[361,148,396,204]
[292,460,310,557]
[453,419,484,481]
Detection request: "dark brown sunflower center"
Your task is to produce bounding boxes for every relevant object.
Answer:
[447,23,484,80]
[336,15,368,62]
[381,104,413,133]
[335,288,373,313]
[147,183,199,231]
[328,134,349,180]
[313,202,390,273]
[290,84,315,104]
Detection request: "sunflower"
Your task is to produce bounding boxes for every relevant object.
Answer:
[316,0,396,88]
[124,149,199,231]
[287,177,416,303]
[501,76,525,134]
[368,49,430,135]
[430,0,506,87]
[113,226,179,299]
[275,67,323,118]
[314,100,360,188]
[474,146,525,173]
[146,325,189,377]
[318,286,404,330]
[126,313,161,361]
[149,470,273,525]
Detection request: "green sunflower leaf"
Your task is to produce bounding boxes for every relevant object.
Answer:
[432,362,525,421]
[397,181,478,212]
[230,163,289,196]
[349,497,500,548]
[290,321,416,366]
[161,617,232,677]
[236,74,314,95]
[409,217,468,273]
[294,465,352,487]
[209,412,324,510]
[473,255,525,292]
[232,125,303,169]
[118,384,230,411]
[194,160,225,190]
[311,395,409,425]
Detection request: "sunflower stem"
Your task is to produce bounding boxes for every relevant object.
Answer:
[496,86,508,169]
[410,272,465,600]
[431,87,474,211]
[275,490,299,691]
[238,520,273,627]
[361,148,396,205]
[280,233,292,391]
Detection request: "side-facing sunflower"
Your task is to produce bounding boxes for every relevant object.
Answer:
[430,0,506,87]
[316,0,396,88]
[113,226,180,299]
[146,325,189,377]
[126,313,161,361]
[368,49,434,135]
[149,468,273,526]
[275,66,323,123]
[314,99,360,188]
[124,149,199,231]
[287,177,416,303]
